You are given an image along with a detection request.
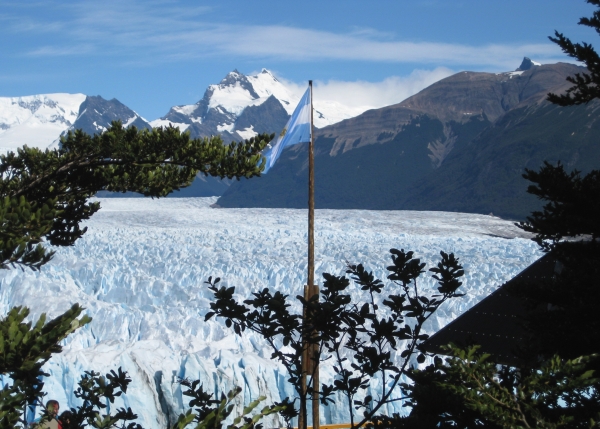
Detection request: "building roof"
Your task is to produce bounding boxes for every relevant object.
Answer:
[421,252,559,367]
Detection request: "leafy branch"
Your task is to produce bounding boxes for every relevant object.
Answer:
[0,122,272,270]
[206,249,464,429]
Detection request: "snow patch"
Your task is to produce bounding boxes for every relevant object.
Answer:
[123,115,138,128]
[237,125,257,140]
[172,104,198,116]
[505,71,525,77]
[149,119,190,132]
[208,81,265,116]
[92,121,106,132]
[217,122,234,133]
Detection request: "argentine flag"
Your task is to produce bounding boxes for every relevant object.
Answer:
[262,88,311,173]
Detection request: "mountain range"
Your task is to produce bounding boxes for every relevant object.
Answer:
[217,60,600,220]
[0,68,357,196]
[1,60,598,218]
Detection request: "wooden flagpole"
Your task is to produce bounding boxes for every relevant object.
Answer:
[300,80,319,429]
[308,80,315,341]
[308,80,320,429]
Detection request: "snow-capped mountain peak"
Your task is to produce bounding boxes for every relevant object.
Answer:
[516,57,541,71]
[151,68,357,142]
[1,68,362,156]
[151,69,292,141]
[0,93,152,153]
[207,70,265,116]
[0,93,86,152]
[246,69,298,114]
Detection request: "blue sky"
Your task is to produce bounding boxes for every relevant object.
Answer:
[0,0,596,120]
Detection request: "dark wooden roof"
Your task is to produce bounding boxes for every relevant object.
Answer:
[421,252,559,367]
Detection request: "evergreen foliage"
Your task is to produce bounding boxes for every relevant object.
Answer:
[0,305,90,427]
[0,121,271,270]
[548,0,600,106]
[420,346,600,428]
[171,382,284,429]
[0,123,275,427]
[518,163,600,251]
[515,0,600,363]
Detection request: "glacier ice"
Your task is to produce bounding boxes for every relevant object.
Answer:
[0,198,543,427]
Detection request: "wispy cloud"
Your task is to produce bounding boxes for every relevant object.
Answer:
[215,27,561,69]
[278,68,455,111]
[9,0,567,70]
[25,44,94,57]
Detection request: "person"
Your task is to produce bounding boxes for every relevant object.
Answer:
[58,410,73,429]
[31,400,61,429]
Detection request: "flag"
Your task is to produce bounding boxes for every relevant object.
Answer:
[262,88,311,173]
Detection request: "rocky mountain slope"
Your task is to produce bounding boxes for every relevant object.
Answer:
[0,93,150,152]
[0,69,361,197]
[150,69,355,141]
[218,61,600,220]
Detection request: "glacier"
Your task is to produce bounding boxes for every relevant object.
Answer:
[0,198,543,427]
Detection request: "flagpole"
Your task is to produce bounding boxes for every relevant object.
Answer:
[300,81,319,429]
[308,79,314,324]
[307,80,320,429]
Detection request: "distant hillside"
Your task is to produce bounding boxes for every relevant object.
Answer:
[397,101,600,218]
[217,62,600,220]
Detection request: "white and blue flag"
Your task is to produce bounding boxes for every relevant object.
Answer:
[262,88,311,173]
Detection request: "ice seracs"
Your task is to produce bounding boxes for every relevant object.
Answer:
[0,198,543,427]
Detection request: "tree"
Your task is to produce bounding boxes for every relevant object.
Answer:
[547,0,600,106]
[206,249,465,429]
[0,305,90,428]
[515,0,600,363]
[0,122,274,427]
[0,122,272,270]
[171,379,286,429]
[0,304,284,429]
[436,346,599,429]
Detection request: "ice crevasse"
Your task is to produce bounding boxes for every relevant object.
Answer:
[0,198,542,427]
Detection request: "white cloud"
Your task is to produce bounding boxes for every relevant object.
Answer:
[11,0,567,70]
[314,68,455,110]
[25,44,93,57]
[217,26,560,70]
[276,68,455,117]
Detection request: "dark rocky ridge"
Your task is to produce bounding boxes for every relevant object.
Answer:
[218,62,600,219]
[516,57,540,71]
[72,96,151,136]
[320,63,577,157]
[234,95,289,135]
